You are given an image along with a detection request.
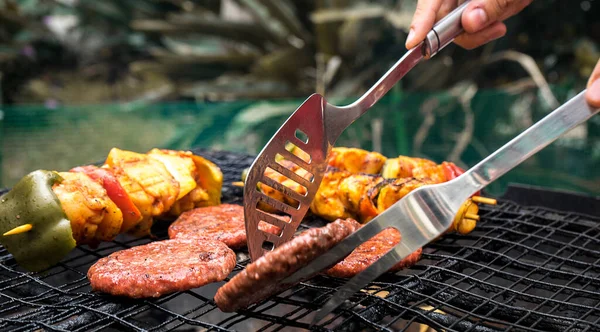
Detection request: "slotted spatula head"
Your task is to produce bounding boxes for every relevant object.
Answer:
[244,94,333,262]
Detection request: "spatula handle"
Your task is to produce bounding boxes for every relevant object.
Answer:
[423,0,471,58]
[335,1,471,133]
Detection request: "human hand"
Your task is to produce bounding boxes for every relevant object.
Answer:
[586,60,600,108]
[405,0,533,50]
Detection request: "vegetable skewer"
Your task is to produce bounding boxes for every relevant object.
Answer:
[249,147,496,234]
[0,148,223,272]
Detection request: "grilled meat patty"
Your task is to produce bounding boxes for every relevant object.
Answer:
[214,218,360,312]
[167,204,285,249]
[325,228,422,278]
[88,238,236,298]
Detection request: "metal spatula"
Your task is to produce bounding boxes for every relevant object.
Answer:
[283,89,599,325]
[244,1,473,262]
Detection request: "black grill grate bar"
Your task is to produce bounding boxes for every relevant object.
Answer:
[375,276,536,331]
[2,318,69,332]
[421,281,584,332]
[150,294,230,331]
[430,239,600,283]
[220,296,294,329]
[33,307,93,330]
[0,274,29,289]
[357,292,504,332]
[78,305,150,332]
[489,218,584,286]
[529,265,599,330]
[73,291,222,332]
[379,283,480,331]
[406,266,594,329]
[0,290,83,327]
[487,217,599,299]
[428,223,506,268]
[302,266,503,332]
[424,250,600,297]
[335,259,498,331]
[423,257,599,313]
[142,302,231,332]
[4,302,97,331]
[254,287,323,332]
[1,149,600,332]
[476,222,600,258]
[0,275,90,311]
[73,303,153,331]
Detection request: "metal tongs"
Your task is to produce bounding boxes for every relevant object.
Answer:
[244,1,474,262]
[242,0,600,324]
[286,90,598,324]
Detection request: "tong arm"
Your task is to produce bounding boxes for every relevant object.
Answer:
[326,1,472,142]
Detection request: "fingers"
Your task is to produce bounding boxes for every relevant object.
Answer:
[462,0,533,33]
[406,0,532,51]
[405,0,445,49]
[435,0,460,21]
[586,60,600,108]
[454,21,507,49]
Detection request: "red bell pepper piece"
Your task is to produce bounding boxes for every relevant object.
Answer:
[71,165,142,232]
[441,162,481,197]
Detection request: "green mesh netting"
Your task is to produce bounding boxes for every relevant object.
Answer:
[1,87,598,196]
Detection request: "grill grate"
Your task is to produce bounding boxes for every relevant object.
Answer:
[0,149,598,332]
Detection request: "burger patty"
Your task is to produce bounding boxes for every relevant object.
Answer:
[88,238,236,298]
[168,204,285,249]
[214,218,360,312]
[325,228,422,278]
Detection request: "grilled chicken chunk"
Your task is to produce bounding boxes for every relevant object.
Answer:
[258,160,309,212]
[105,148,180,217]
[310,169,433,223]
[52,172,123,245]
[310,169,384,223]
[258,150,460,224]
[382,156,447,183]
[327,147,387,174]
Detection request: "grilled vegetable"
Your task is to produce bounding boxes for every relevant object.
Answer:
[0,148,223,272]
[71,165,143,233]
[310,168,436,223]
[164,150,223,215]
[191,154,223,207]
[0,170,75,272]
[105,148,180,217]
[52,171,124,246]
[253,147,493,233]
[147,149,197,201]
[105,165,155,236]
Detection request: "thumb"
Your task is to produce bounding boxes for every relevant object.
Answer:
[462,0,532,33]
[586,60,600,108]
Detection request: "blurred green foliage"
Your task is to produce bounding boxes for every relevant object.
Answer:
[1,0,599,104]
[0,0,599,196]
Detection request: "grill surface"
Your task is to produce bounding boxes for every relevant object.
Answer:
[0,149,599,332]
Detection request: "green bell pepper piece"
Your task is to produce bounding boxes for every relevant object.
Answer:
[0,170,76,272]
